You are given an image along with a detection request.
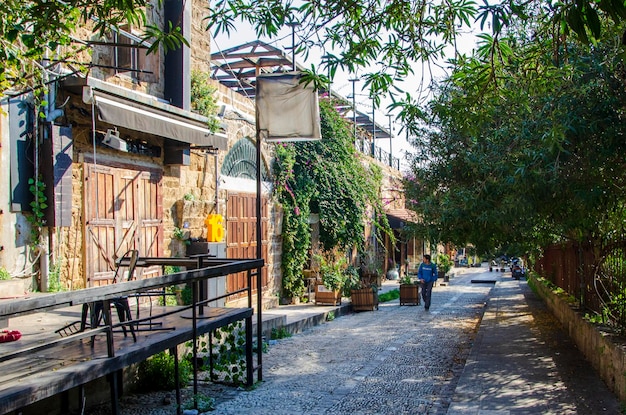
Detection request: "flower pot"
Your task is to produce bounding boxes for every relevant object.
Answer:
[399,284,420,306]
[315,284,341,306]
[386,267,399,280]
[351,287,378,311]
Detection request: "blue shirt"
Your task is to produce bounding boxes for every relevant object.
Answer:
[418,262,438,283]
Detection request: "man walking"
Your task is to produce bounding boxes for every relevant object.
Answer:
[418,254,438,310]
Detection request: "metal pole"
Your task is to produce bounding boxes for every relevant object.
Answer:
[255,66,264,383]
[349,78,359,149]
[371,101,376,157]
[287,22,300,71]
[257,130,263,382]
[388,114,393,168]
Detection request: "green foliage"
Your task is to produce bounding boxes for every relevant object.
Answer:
[314,250,348,292]
[378,289,400,302]
[436,254,453,275]
[270,327,291,340]
[273,98,392,298]
[342,265,361,296]
[164,265,181,275]
[47,262,64,292]
[326,311,335,321]
[26,177,47,246]
[173,227,190,246]
[137,351,192,392]
[190,71,221,133]
[157,286,180,306]
[1,0,182,97]
[403,20,626,256]
[399,274,413,285]
[0,267,11,281]
[205,0,622,109]
[180,283,193,305]
[204,321,247,386]
[182,394,215,412]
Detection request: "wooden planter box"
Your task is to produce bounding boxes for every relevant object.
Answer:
[315,284,342,306]
[399,284,420,306]
[351,287,379,311]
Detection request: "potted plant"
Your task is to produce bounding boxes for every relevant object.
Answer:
[436,253,454,282]
[359,245,384,289]
[349,247,382,311]
[399,274,420,306]
[313,251,346,306]
[349,274,379,311]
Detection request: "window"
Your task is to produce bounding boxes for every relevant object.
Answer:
[107,26,158,83]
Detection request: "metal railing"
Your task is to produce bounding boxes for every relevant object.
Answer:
[355,138,401,170]
[0,257,264,415]
[535,238,626,333]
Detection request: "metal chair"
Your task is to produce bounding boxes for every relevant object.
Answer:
[84,250,139,342]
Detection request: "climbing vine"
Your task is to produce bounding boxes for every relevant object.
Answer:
[273,97,392,298]
[26,176,47,246]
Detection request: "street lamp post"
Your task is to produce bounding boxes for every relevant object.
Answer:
[371,99,375,157]
[388,114,393,168]
[349,78,359,149]
[286,22,300,71]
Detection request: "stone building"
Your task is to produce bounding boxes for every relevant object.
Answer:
[0,0,280,306]
[0,0,417,305]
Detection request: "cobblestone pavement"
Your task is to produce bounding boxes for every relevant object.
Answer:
[87,270,490,415]
[86,268,623,415]
[210,275,489,415]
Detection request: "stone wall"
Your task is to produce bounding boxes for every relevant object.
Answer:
[530,274,626,402]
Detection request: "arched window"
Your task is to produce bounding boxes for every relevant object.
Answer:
[220,138,269,180]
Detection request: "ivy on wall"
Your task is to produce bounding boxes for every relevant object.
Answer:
[273,97,392,298]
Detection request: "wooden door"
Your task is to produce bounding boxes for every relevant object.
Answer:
[136,171,163,279]
[226,192,268,296]
[84,163,163,287]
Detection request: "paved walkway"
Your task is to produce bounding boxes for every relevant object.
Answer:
[448,272,622,415]
[87,266,623,414]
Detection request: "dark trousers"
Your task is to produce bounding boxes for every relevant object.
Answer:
[422,281,434,309]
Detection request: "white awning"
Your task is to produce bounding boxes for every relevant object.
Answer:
[85,88,227,150]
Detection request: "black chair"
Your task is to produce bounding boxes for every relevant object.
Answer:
[84,250,139,342]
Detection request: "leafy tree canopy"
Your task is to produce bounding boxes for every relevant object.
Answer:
[207,0,626,107]
[403,14,626,256]
[1,0,186,96]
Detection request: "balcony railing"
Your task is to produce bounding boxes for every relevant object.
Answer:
[355,138,401,171]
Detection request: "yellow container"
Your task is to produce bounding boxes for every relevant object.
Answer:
[205,214,225,242]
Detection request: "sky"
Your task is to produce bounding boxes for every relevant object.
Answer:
[211,22,479,171]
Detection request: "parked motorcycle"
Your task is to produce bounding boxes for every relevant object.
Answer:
[511,258,524,280]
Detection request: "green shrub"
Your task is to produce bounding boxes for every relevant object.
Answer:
[0,267,11,280]
[183,394,215,412]
[378,289,400,302]
[270,327,291,340]
[204,322,247,386]
[137,351,192,391]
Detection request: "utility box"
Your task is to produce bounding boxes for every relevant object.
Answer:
[187,242,227,307]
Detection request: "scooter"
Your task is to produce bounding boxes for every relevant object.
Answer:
[511,262,524,280]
